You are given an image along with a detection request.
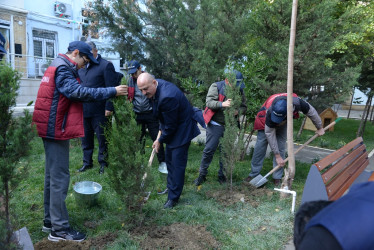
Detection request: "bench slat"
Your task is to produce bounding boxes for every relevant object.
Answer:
[326,153,369,200]
[315,137,364,171]
[321,144,367,184]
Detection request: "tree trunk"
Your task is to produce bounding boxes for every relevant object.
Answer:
[356,96,371,137]
[361,96,373,138]
[347,87,355,119]
[4,181,11,244]
[370,104,374,123]
[282,0,298,194]
[296,117,307,140]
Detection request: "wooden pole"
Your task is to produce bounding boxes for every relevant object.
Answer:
[283,0,298,191]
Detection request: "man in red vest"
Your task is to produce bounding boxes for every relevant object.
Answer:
[32,41,127,242]
[244,94,324,186]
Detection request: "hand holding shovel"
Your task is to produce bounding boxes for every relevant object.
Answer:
[249,118,341,188]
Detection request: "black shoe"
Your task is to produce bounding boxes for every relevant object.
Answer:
[157,188,168,195]
[194,175,207,186]
[163,199,178,209]
[78,165,92,172]
[99,165,105,174]
[218,175,227,184]
[42,221,51,233]
[273,179,281,186]
[48,228,86,242]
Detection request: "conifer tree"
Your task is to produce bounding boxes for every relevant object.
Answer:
[221,70,246,193]
[105,76,151,223]
[0,61,35,247]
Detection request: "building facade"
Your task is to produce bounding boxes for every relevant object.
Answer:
[0,0,122,113]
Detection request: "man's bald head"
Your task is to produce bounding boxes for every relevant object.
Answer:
[137,72,158,98]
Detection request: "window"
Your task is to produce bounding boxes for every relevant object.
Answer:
[32,29,57,59]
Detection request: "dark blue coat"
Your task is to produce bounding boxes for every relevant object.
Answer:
[152,79,200,148]
[306,182,374,250]
[78,54,122,117]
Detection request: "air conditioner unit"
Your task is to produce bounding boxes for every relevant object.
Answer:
[54,2,72,17]
[36,63,49,77]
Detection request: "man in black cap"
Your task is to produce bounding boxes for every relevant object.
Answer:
[32,41,128,242]
[244,93,324,186]
[78,41,123,174]
[194,70,247,186]
[0,32,7,60]
[126,60,167,187]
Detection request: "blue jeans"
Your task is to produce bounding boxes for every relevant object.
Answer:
[249,124,286,180]
[198,123,225,177]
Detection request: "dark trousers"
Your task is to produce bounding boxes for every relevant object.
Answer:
[81,115,109,167]
[166,142,191,201]
[136,112,165,163]
[43,138,70,231]
[199,123,225,177]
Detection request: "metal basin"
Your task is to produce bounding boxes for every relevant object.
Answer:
[73,181,102,207]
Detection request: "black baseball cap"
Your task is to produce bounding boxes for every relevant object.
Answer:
[126,60,140,74]
[68,41,98,64]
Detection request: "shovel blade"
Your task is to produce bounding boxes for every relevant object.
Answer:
[249,175,268,188]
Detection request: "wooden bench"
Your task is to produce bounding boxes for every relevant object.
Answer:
[301,137,374,204]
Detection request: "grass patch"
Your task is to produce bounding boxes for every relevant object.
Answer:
[294,117,374,152]
[10,136,315,249]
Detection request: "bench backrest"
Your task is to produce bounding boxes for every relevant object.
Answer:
[313,137,369,200]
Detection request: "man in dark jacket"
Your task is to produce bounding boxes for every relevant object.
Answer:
[137,73,201,208]
[32,41,127,242]
[126,60,166,177]
[78,41,123,174]
[295,181,374,250]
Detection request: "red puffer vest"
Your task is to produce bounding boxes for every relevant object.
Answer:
[203,80,227,124]
[253,93,298,130]
[32,54,84,140]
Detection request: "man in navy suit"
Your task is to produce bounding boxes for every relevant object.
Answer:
[137,72,201,208]
[78,41,123,174]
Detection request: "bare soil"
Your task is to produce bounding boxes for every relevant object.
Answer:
[132,222,220,249]
[205,183,274,207]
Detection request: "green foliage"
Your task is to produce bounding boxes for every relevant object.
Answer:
[221,69,245,190]
[0,61,35,246]
[179,76,207,109]
[90,0,252,84]
[105,76,150,222]
[241,0,360,112]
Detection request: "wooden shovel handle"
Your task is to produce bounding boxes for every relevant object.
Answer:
[148,130,162,167]
[264,120,337,178]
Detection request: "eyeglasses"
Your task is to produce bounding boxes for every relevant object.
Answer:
[81,56,89,65]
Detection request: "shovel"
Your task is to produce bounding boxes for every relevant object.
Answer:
[141,131,162,186]
[249,118,341,188]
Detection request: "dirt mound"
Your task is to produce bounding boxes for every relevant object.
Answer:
[205,184,274,207]
[132,222,220,249]
[34,232,117,250]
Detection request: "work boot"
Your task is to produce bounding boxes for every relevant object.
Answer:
[218,175,227,184]
[194,175,206,186]
[243,176,252,183]
[273,179,281,187]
